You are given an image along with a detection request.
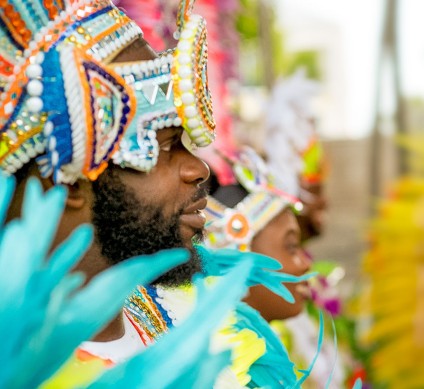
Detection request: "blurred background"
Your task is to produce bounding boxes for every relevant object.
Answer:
[117,0,424,386]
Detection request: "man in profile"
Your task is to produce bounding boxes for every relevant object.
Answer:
[2,0,212,350]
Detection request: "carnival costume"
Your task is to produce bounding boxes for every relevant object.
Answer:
[1,174,281,388]
[0,0,320,387]
[203,144,365,387]
[122,148,324,388]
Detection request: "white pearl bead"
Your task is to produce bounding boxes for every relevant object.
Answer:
[44,121,54,136]
[139,160,150,171]
[173,117,182,127]
[184,106,196,118]
[27,79,43,96]
[51,150,59,166]
[123,151,132,161]
[177,40,191,52]
[26,97,43,113]
[123,65,131,75]
[179,79,193,92]
[27,147,37,158]
[179,54,191,65]
[181,29,194,39]
[187,118,200,129]
[140,63,148,74]
[195,136,208,145]
[178,66,191,79]
[185,22,197,30]
[190,129,203,138]
[36,52,45,64]
[49,136,57,151]
[99,48,107,58]
[182,93,195,105]
[26,64,42,78]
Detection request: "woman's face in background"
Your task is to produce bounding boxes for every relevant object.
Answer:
[245,208,312,321]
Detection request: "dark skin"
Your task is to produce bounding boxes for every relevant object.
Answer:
[6,37,210,341]
[245,208,311,322]
[297,180,327,242]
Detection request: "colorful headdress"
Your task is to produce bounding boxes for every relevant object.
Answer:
[0,0,142,182]
[205,147,303,251]
[111,1,216,172]
[264,69,322,196]
[0,0,216,182]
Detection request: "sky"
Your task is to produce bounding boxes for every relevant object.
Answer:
[274,0,424,139]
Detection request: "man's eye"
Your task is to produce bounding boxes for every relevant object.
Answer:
[160,137,179,152]
[160,141,173,152]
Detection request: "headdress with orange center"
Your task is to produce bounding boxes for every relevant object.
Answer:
[205,147,303,251]
[0,0,215,183]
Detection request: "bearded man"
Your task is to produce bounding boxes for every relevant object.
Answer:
[2,0,213,355]
[1,1,310,386]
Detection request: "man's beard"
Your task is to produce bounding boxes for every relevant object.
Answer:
[91,168,204,286]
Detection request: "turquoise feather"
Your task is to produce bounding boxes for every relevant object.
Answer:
[294,311,325,388]
[0,176,190,388]
[90,262,252,388]
[234,302,297,388]
[198,245,317,304]
[0,175,14,225]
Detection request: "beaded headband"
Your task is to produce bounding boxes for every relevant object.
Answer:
[110,8,216,172]
[0,0,216,182]
[205,147,303,251]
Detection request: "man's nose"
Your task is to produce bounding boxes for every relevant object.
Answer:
[180,151,210,185]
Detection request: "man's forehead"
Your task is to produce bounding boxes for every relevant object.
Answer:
[112,36,158,63]
[156,127,184,139]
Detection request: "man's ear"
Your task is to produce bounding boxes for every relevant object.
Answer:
[65,180,89,210]
[42,174,89,210]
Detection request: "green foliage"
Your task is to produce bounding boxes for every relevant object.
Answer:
[284,50,322,80]
[237,0,259,41]
[237,0,322,84]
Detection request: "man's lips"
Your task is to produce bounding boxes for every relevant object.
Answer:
[180,198,208,230]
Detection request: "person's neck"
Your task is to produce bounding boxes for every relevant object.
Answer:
[74,246,126,342]
[93,313,125,342]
